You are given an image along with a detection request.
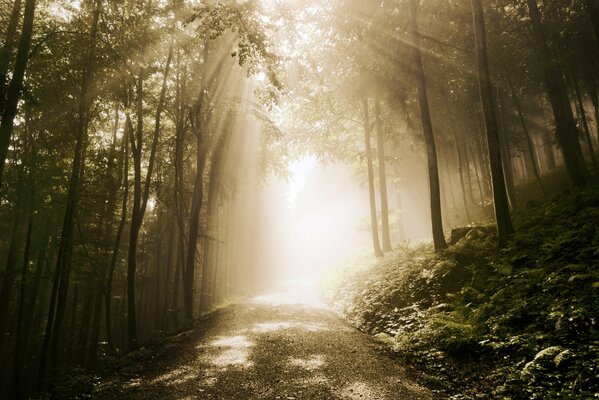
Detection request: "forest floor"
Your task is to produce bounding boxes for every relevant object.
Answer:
[93,282,431,400]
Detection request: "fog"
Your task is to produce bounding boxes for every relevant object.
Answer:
[258,158,372,283]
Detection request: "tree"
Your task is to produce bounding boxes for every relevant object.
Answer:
[374,97,392,252]
[408,0,447,251]
[471,0,514,245]
[526,0,588,187]
[0,0,36,189]
[362,98,384,258]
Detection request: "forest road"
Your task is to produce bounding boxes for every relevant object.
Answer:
[97,283,431,400]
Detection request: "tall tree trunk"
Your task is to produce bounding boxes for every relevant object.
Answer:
[362,98,383,258]
[537,95,557,170]
[495,88,518,207]
[184,132,207,318]
[374,97,392,252]
[455,136,472,221]
[105,120,129,351]
[571,73,598,173]
[127,80,143,351]
[201,112,236,311]
[469,144,486,205]
[473,132,492,198]
[408,0,447,251]
[0,0,22,114]
[527,0,588,186]
[443,94,473,220]
[0,210,21,338]
[184,44,210,320]
[38,2,100,387]
[472,0,514,245]
[507,78,547,194]
[126,43,172,350]
[13,205,32,399]
[0,0,35,189]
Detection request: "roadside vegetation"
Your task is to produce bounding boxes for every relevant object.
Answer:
[327,181,599,399]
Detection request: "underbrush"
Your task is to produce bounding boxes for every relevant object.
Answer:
[327,185,599,399]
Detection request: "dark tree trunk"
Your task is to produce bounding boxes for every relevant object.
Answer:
[527,0,588,186]
[127,81,143,351]
[13,205,32,399]
[86,284,103,369]
[472,0,514,245]
[571,73,598,173]
[38,3,100,386]
[0,0,35,189]
[362,98,383,258]
[105,120,129,351]
[408,0,447,251]
[0,0,22,113]
[374,97,392,252]
[126,44,172,350]
[0,211,21,338]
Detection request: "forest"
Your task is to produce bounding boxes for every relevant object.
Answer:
[0,0,598,399]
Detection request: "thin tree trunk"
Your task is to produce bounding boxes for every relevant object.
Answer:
[362,98,383,258]
[184,44,210,320]
[571,72,598,173]
[201,113,236,311]
[507,77,547,194]
[408,0,447,251]
[86,284,103,369]
[105,120,129,351]
[469,144,486,206]
[455,136,472,221]
[443,94,473,220]
[537,95,557,170]
[374,97,392,252]
[127,80,143,351]
[0,211,21,338]
[161,217,176,330]
[495,88,518,207]
[127,43,173,350]
[184,134,207,319]
[473,132,492,198]
[13,203,33,399]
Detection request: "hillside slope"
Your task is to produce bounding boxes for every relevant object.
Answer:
[328,186,599,399]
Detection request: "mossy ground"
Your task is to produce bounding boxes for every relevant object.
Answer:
[327,181,599,399]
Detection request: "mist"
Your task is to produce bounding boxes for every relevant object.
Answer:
[1,0,598,398]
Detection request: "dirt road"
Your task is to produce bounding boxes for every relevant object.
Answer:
[97,284,431,399]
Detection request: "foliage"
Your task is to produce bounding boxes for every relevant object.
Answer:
[328,184,599,399]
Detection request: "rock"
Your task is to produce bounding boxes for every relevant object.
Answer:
[449,227,472,245]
